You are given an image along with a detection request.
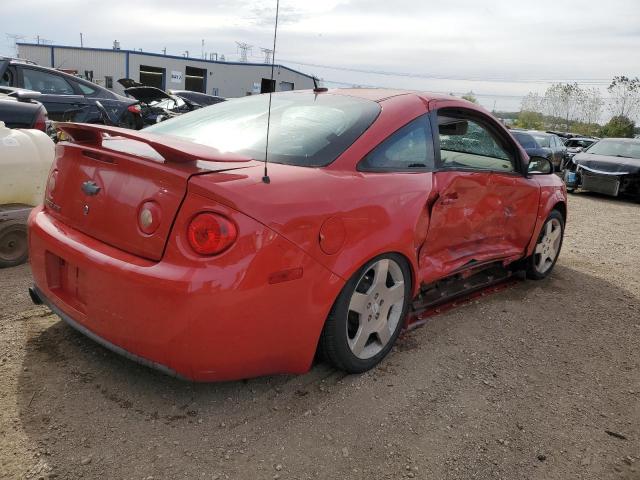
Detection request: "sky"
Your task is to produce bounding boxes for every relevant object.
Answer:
[3,0,640,112]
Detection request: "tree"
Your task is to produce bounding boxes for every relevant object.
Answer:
[607,76,640,120]
[516,110,544,129]
[544,83,584,131]
[577,88,604,126]
[601,115,635,138]
[461,91,478,104]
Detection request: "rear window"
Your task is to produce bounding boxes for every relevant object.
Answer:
[531,134,551,147]
[145,92,381,167]
[513,132,539,149]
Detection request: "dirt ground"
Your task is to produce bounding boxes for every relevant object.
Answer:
[1,193,639,480]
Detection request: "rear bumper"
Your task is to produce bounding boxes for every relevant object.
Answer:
[28,206,343,381]
[30,284,187,379]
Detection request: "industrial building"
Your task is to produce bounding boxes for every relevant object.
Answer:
[16,43,315,98]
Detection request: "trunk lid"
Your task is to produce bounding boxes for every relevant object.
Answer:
[47,123,255,261]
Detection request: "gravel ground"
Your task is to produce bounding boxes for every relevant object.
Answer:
[1,193,639,480]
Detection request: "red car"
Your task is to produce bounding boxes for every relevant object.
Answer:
[28,89,566,381]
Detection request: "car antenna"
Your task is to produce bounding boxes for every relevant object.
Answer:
[262,0,280,185]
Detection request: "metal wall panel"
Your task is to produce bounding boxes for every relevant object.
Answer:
[16,44,315,98]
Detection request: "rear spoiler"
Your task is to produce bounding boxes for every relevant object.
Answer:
[54,122,252,164]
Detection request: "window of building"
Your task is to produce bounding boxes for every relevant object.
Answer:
[260,78,276,93]
[185,66,206,93]
[139,65,165,89]
[280,81,294,91]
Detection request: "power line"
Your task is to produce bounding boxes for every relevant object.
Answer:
[278,58,614,86]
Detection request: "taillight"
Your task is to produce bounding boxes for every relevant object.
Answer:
[127,104,142,115]
[187,213,237,255]
[33,107,48,132]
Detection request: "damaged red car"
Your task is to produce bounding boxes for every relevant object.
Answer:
[28,89,567,381]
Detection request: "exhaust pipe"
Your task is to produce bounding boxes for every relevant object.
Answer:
[28,286,43,305]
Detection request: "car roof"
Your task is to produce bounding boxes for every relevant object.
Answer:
[323,88,457,103]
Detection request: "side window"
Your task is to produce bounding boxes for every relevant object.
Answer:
[437,113,514,172]
[77,82,96,95]
[22,68,74,95]
[0,69,12,87]
[359,115,434,171]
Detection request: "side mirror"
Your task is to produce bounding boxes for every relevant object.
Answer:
[576,147,583,152]
[439,120,468,136]
[13,90,42,102]
[527,156,553,175]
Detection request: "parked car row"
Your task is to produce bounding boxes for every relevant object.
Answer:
[117,78,225,126]
[0,57,226,131]
[511,128,567,170]
[562,138,640,199]
[1,57,143,128]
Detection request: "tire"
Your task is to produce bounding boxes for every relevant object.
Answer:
[526,210,564,280]
[319,253,412,373]
[0,221,28,268]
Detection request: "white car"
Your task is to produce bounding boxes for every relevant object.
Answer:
[0,121,54,267]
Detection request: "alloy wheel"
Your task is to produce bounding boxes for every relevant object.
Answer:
[533,218,562,275]
[346,258,406,359]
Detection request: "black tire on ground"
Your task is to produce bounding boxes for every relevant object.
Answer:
[319,253,412,373]
[526,210,564,280]
[0,221,28,268]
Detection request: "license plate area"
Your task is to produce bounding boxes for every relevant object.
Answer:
[45,252,87,313]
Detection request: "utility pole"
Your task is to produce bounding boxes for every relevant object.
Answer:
[260,48,273,64]
[162,47,166,55]
[201,39,205,59]
[80,32,83,48]
[235,42,252,63]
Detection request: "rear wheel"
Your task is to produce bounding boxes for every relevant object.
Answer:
[526,210,564,280]
[320,254,411,373]
[0,221,28,268]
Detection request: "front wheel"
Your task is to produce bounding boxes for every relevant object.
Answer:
[319,254,411,373]
[526,210,564,280]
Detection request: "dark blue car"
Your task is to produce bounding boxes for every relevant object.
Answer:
[0,57,143,129]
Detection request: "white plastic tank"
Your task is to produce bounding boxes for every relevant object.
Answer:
[0,121,55,206]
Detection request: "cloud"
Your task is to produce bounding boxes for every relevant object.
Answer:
[3,0,639,111]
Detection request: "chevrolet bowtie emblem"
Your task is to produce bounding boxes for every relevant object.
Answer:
[81,180,101,196]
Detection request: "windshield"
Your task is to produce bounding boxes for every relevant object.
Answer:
[530,134,551,147]
[586,139,640,159]
[566,139,596,148]
[513,132,539,149]
[146,92,381,167]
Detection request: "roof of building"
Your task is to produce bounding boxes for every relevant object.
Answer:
[16,42,315,80]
